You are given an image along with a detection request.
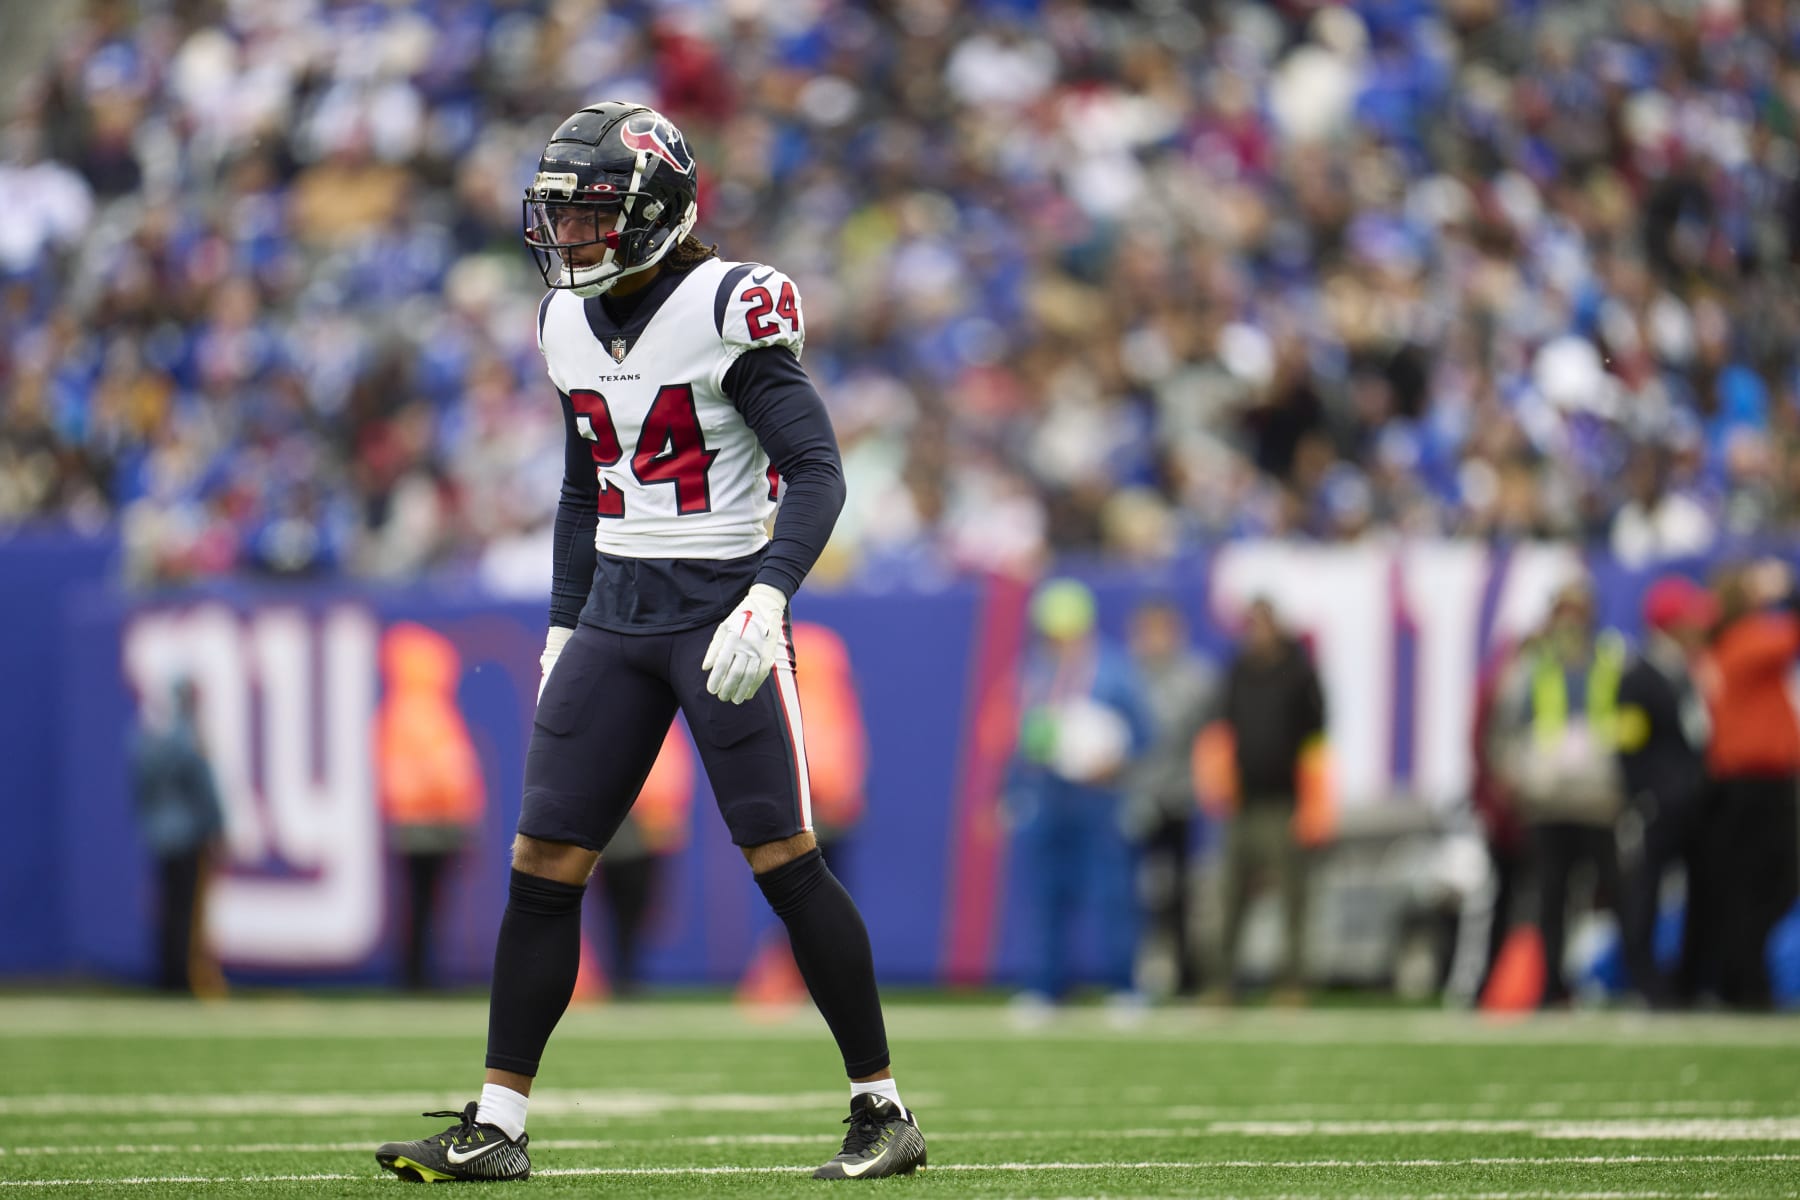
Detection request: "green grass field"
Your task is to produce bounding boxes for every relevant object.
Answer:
[3,994,1799,1198]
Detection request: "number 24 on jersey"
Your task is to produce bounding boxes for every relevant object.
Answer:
[569,384,717,518]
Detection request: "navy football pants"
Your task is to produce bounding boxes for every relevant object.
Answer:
[520,620,811,851]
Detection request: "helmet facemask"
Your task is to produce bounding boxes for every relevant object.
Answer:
[524,170,696,298]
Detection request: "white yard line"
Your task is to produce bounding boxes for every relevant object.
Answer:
[1207,1118,1800,1141]
[1235,1195,1749,1200]
[0,1089,849,1118]
[1164,1101,1774,1120]
[458,1154,1800,1170]
[6,998,1800,1048]
[4,1153,1800,1185]
[12,1117,1800,1158]
[0,1176,363,1188]
[1239,1194,1752,1200]
[0,1188,1757,1200]
[2,1093,1783,1125]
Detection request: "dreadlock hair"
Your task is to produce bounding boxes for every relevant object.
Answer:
[664,233,719,271]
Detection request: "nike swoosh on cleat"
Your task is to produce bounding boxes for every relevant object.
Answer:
[444,1140,505,1166]
[838,1147,889,1178]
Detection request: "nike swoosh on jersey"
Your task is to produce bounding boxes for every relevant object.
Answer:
[749,269,773,284]
[444,1140,507,1166]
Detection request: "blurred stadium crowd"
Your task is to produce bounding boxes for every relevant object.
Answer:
[5,0,1800,586]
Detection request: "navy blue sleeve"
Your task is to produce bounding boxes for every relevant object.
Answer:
[550,389,599,629]
[722,347,846,599]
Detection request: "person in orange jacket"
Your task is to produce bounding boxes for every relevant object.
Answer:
[1698,558,1800,1009]
[793,622,869,856]
[376,623,485,990]
[737,621,868,1005]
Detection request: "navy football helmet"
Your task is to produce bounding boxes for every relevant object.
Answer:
[524,101,699,297]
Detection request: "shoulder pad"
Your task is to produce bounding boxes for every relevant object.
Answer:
[715,262,805,357]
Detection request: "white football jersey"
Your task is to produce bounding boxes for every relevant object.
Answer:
[537,257,806,560]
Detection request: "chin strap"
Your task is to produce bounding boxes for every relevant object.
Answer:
[564,201,696,297]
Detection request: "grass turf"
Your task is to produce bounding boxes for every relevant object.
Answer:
[2,994,1798,1197]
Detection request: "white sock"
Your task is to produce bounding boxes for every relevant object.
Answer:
[851,1078,905,1119]
[476,1083,529,1142]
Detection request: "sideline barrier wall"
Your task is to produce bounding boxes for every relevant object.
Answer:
[0,537,1719,985]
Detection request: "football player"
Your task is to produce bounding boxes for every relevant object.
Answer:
[375,102,925,1183]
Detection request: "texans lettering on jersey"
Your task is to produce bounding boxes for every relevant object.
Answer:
[537,259,805,561]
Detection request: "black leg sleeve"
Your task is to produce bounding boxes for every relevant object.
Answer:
[485,869,588,1077]
[755,849,891,1077]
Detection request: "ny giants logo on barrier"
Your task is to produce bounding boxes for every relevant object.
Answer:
[1209,540,1586,808]
[123,605,382,968]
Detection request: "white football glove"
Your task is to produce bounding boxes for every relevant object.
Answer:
[539,625,574,703]
[702,583,788,704]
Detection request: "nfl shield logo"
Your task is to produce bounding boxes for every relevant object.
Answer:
[609,336,628,363]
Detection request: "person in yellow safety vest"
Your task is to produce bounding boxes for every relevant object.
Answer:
[1491,581,1630,1008]
[376,623,486,991]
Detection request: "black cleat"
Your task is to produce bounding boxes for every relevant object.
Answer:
[375,1102,530,1183]
[812,1094,927,1180]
